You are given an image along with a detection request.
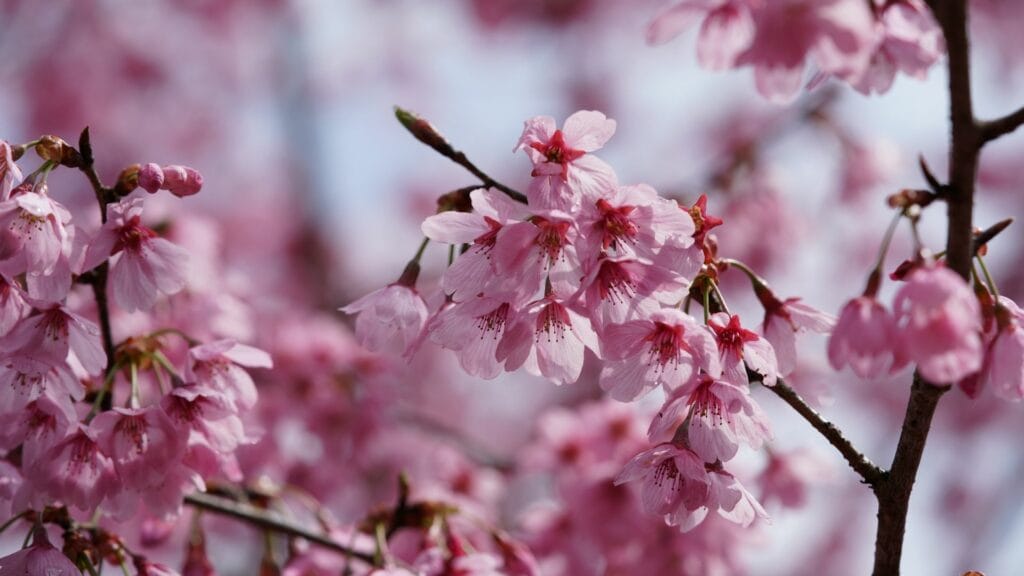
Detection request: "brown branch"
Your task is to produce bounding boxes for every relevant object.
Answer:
[184,493,375,565]
[872,377,950,574]
[978,105,1024,146]
[872,0,978,573]
[394,107,528,204]
[765,381,886,487]
[74,128,117,410]
[972,218,1013,254]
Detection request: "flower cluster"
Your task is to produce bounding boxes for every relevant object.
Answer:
[345,110,837,533]
[648,0,944,102]
[0,137,270,527]
[830,259,1024,400]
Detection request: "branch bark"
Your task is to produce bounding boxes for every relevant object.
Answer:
[185,493,375,565]
[978,105,1024,145]
[872,1,977,573]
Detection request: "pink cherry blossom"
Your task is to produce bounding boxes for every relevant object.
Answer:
[853,0,943,95]
[342,283,428,353]
[614,442,710,527]
[980,306,1024,401]
[698,467,769,529]
[0,274,29,337]
[83,197,188,312]
[648,1,757,71]
[575,253,688,330]
[496,295,599,385]
[893,265,983,383]
[24,225,82,304]
[1,303,106,375]
[708,312,778,386]
[492,213,580,298]
[429,294,523,379]
[648,374,773,463]
[0,528,78,574]
[0,141,22,201]
[514,111,618,210]
[0,355,84,415]
[422,188,529,302]
[738,0,875,103]
[0,188,71,277]
[161,384,250,481]
[0,395,76,465]
[186,339,273,410]
[575,183,695,263]
[599,308,720,401]
[761,297,835,376]
[28,424,121,512]
[93,407,187,492]
[828,296,905,378]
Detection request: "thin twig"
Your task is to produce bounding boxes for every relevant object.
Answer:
[74,128,117,410]
[972,218,1013,254]
[394,107,528,203]
[978,105,1024,146]
[765,380,886,487]
[184,493,375,565]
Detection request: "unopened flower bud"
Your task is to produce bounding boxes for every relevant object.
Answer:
[35,135,68,163]
[395,107,457,158]
[138,163,165,194]
[162,165,203,197]
[115,164,141,196]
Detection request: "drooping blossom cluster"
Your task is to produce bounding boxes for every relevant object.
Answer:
[829,256,1024,401]
[0,135,272,571]
[515,399,834,574]
[344,110,844,534]
[648,0,944,102]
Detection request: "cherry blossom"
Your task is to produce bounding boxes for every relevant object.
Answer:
[493,295,597,384]
[1,303,106,375]
[708,312,778,386]
[599,308,720,401]
[614,442,710,527]
[854,0,943,95]
[648,374,773,463]
[0,142,22,201]
[27,424,120,512]
[93,407,187,493]
[761,297,834,376]
[0,187,71,277]
[893,264,983,383]
[0,527,78,574]
[186,339,273,411]
[422,188,530,301]
[83,197,188,312]
[828,296,905,378]
[514,111,618,210]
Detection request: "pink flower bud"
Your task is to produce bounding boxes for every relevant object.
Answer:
[162,164,203,197]
[138,163,164,194]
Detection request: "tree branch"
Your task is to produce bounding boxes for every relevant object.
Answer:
[978,105,1024,146]
[394,107,528,204]
[184,493,375,565]
[74,128,117,410]
[873,377,950,574]
[872,0,977,573]
[765,381,886,487]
